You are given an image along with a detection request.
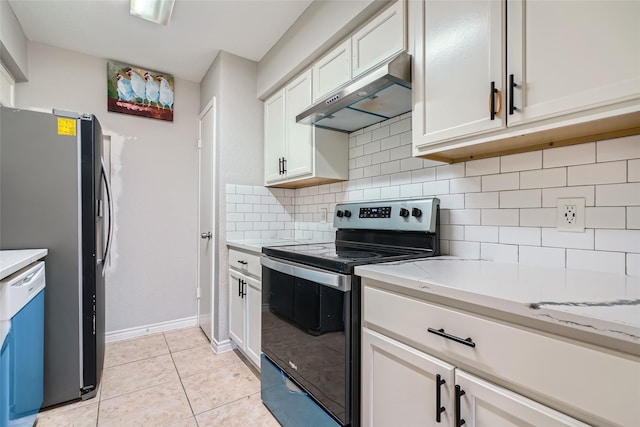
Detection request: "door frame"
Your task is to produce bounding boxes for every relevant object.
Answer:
[197,97,217,340]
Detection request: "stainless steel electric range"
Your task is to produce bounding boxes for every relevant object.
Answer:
[260,198,440,427]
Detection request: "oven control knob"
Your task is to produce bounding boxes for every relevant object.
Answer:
[399,208,410,218]
[336,210,344,218]
[344,210,352,218]
[412,208,423,218]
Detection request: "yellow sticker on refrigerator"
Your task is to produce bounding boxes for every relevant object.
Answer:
[57,118,76,136]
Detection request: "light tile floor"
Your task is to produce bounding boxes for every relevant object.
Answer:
[36,327,280,427]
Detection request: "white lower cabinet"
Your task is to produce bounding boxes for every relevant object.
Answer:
[361,282,635,426]
[228,248,262,368]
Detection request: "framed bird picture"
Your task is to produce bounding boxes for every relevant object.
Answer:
[107,61,174,121]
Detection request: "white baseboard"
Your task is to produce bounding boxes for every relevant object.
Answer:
[211,337,235,354]
[105,316,198,343]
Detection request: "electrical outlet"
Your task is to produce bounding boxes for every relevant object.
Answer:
[320,208,328,223]
[557,198,585,232]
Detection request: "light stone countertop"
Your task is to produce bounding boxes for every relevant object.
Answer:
[226,238,329,254]
[355,259,640,355]
[1,249,48,346]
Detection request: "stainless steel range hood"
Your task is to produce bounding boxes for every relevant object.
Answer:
[296,52,411,133]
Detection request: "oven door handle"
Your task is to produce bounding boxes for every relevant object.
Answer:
[261,256,351,292]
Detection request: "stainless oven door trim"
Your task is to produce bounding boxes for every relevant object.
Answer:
[261,255,351,292]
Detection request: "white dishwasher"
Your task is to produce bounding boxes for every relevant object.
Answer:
[0,261,46,427]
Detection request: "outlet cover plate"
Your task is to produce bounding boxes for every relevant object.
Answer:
[557,198,585,232]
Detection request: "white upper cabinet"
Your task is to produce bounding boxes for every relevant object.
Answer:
[313,39,351,102]
[284,70,314,179]
[412,0,504,145]
[412,0,640,160]
[0,62,15,107]
[352,0,406,79]
[264,70,348,188]
[264,90,286,185]
[507,0,640,126]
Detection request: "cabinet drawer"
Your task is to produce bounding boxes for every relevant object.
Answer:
[363,285,640,426]
[229,248,261,278]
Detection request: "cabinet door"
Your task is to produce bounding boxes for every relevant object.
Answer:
[352,0,405,79]
[313,39,351,102]
[412,0,505,151]
[0,62,15,107]
[284,70,313,179]
[507,0,640,126]
[264,89,286,184]
[245,277,262,368]
[228,270,246,348]
[455,370,589,427]
[362,327,456,427]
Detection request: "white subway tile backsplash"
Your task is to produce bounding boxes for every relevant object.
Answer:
[482,172,519,191]
[596,183,640,206]
[481,209,519,226]
[597,134,640,162]
[501,151,542,173]
[371,126,390,141]
[465,226,498,242]
[566,249,626,275]
[585,207,626,229]
[629,159,640,182]
[466,158,500,177]
[542,186,595,207]
[481,243,518,262]
[423,180,449,196]
[543,142,595,168]
[628,254,640,276]
[380,134,401,150]
[449,241,480,259]
[228,114,638,271]
[542,228,594,250]
[520,208,556,227]
[499,227,541,246]
[450,210,481,225]
[568,161,626,186]
[436,163,465,180]
[380,160,401,175]
[363,140,381,155]
[500,189,541,208]
[520,168,566,189]
[628,207,640,229]
[595,229,640,253]
[441,225,464,240]
[390,145,412,161]
[400,183,423,198]
[401,157,425,172]
[466,192,499,209]
[450,177,481,194]
[412,168,436,183]
[519,246,566,268]
[438,194,465,209]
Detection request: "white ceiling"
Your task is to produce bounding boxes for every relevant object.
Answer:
[8,0,313,83]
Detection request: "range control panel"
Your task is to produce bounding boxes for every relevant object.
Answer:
[334,198,439,232]
[359,206,392,218]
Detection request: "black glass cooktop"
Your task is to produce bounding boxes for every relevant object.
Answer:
[262,242,434,274]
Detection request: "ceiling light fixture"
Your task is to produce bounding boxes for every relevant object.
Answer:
[130,0,175,25]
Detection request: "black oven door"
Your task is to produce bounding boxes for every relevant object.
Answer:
[261,256,351,426]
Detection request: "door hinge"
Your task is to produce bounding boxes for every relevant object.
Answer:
[196,287,201,299]
[197,138,202,148]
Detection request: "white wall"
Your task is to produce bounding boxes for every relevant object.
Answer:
[15,42,201,332]
[200,51,264,344]
[227,114,640,277]
[256,0,389,99]
[0,0,28,80]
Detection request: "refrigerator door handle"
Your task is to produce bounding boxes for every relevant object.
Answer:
[101,158,114,266]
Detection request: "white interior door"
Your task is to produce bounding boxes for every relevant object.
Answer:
[198,98,216,341]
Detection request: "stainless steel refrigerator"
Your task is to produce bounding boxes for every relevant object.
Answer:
[0,106,112,407]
